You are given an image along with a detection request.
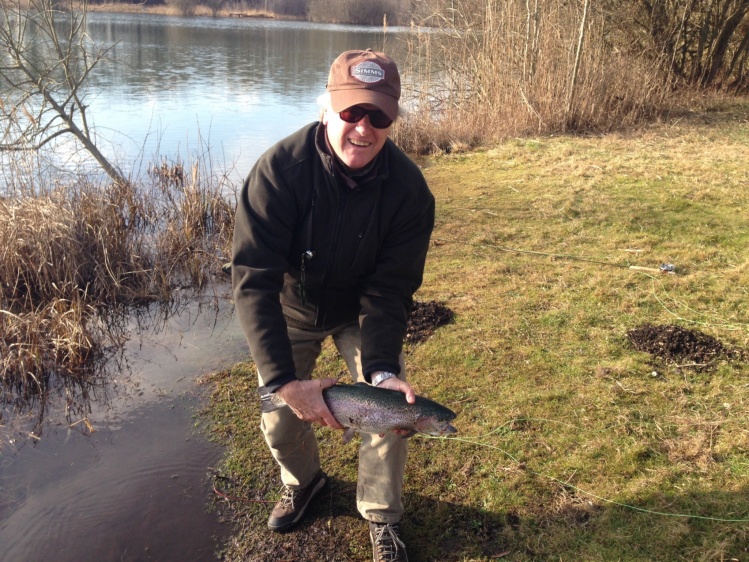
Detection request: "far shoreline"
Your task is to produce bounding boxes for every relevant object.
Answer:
[89,3,327,22]
[85,3,418,28]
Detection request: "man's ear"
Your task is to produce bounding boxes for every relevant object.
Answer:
[321,107,330,126]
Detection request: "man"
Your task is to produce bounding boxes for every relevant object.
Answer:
[231,49,434,562]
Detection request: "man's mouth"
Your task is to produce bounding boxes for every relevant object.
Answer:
[348,138,371,147]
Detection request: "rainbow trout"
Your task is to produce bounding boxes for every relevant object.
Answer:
[260,383,457,443]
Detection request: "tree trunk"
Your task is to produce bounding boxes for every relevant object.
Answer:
[702,0,749,86]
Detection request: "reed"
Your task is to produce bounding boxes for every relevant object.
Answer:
[394,0,670,154]
[0,154,235,398]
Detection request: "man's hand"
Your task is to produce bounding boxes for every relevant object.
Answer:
[276,378,344,430]
[372,372,416,437]
[372,372,416,403]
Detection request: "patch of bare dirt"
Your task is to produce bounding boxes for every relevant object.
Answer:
[406,300,454,344]
[627,323,745,369]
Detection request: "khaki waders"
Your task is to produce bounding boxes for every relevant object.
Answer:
[258,321,408,524]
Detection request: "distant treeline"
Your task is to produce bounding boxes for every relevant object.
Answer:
[90,0,437,25]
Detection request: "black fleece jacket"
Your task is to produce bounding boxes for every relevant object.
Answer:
[231,122,435,393]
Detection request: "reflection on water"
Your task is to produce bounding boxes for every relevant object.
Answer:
[81,14,404,182]
[0,398,231,561]
[1,289,240,442]
[0,14,414,187]
[0,14,404,186]
[0,289,248,561]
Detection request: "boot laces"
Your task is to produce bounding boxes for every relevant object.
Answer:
[373,523,405,561]
[278,486,301,510]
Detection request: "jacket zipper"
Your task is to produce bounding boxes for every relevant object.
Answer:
[315,186,351,327]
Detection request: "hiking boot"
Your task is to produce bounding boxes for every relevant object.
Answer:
[267,471,327,532]
[369,521,408,562]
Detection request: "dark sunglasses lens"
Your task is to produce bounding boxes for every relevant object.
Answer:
[339,107,393,129]
[369,111,393,128]
[339,107,365,123]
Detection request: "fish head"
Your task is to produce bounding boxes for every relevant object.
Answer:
[411,396,458,437]
[415,412,458,437]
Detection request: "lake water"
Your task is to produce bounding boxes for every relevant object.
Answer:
[0,14,413,561]
[79,13,405,184]
[0,291,249,561]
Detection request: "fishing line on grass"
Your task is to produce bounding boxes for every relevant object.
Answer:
[648,277,748,331]
[434,237,683,278]
[419,433,749,523]
[432,237,631,269]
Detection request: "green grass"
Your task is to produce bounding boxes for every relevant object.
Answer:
[204,100,749,561]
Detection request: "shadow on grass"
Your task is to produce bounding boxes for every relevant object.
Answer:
[221,474,509,562]
[222,473,749,561]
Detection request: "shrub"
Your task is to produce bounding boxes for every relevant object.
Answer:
[395,0,670,153]
[166,0,198,16]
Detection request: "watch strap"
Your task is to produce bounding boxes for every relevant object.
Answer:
[371,371,397,386]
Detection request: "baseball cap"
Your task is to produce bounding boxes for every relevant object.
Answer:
[326,49,401,121]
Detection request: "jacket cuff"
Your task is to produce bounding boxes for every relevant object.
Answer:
[364,363,401,384]
[258,373,298,395]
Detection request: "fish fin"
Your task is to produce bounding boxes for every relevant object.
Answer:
[353,382,369,387]
[258,386,286,414]
[400,430,417,439]
[342,428,356,444]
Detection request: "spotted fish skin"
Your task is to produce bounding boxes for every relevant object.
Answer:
[261,382,457,443]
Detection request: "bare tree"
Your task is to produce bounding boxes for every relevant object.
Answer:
[0,0,126,185]
[629,0,749,90]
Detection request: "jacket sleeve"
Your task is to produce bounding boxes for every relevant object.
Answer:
[359,164,436,381]
[231,150,300,393]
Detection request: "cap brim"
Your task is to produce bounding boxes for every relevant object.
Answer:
[329,89,399,122]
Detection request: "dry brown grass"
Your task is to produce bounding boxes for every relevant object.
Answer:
[394,0,671,155]
[0,158,234,398]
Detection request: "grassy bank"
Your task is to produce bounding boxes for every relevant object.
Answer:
[205,100,749,561]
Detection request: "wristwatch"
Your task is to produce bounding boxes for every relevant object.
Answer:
[371,371,397,387]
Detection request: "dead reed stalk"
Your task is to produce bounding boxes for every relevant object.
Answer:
[395,0,669,154]
[0,155,235,398]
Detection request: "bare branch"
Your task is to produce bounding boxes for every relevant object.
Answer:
[0,0,126,184]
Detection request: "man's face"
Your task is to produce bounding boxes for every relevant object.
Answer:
[323,104,391,171]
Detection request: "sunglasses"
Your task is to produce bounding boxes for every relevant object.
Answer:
[338,106,393,129]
